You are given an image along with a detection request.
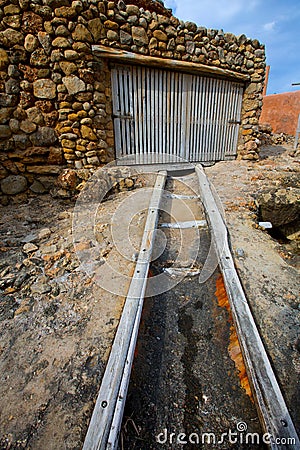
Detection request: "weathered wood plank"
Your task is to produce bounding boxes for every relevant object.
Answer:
[196,164,300,450]
[294,113,300,150]
[92,45,249,82]
[82,172,167,450]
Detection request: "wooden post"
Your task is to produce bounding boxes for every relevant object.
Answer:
[294,113,300,150]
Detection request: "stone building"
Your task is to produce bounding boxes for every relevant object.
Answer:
[0,0,266,197]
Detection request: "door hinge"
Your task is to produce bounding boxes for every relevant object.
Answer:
[113,113,132,120]
[228,119,241,124]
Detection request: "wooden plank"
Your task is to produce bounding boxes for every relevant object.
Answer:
[92,45,250,82]
[142,67,147,164]
[159,219,207,229]
[162,70,167,163]
[111,68,122,160]
[206,77,215,161]
[82,172,167,450]
[213,79,221,160]
[154,69,159,163]
[221,80,231,160]
[195,164,300,450]
[197,76,204,162]
[132,66,139,160]
[202,77,210,161]
[166,71,172,161]
[218,79,227,160]
[123,67,131,156]
[118,68,127,157]
[193,75,201,162]
[294,113,300,150]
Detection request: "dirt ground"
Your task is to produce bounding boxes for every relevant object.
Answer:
[0,144,299,449]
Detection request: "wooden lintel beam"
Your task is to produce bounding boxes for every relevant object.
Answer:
[92,44,249,82]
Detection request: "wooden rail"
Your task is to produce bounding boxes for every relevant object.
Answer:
[82,171,167,450]
[196,164,300,450]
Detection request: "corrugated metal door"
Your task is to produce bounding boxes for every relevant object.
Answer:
[111,64,243,164]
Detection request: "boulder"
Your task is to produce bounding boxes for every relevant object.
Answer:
[30,127,58,146]
[1,175,28,195]
[62,75,85,95]
[57,168,79,190]
[132,26,149,46]
[256,188,300,228]
[0,125,12,138]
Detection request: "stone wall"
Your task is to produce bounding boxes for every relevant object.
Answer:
[0,0,266,199]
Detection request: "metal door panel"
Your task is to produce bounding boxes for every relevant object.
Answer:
[111,65,243,164]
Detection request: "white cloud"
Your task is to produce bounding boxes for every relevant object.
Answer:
[263,21,276,31]
[164,0,261,29]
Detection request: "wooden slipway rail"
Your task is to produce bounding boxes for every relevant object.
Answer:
[83,165,299,450]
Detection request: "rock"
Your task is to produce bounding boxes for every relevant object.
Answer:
[1,29,24,46]
[153,30,168,42]
[186,41,195,54]
[88,18,106,41]
[23,242,38,253]
[132,26,149,46]
[21,232,38,243]
[0,108,13,124]
[30,127,58,146]
[62,75,86,95]
[5,79,20,95]
[0,49,9,69]
[37,32,52,55]
[107,30,119,41]
[243,99,260,112]
[57,168,79,190]
[52,37,71,48]
[81,125,97,140]
[26,106,44,125]
[4,4,21,15]
[256,188,300,228]
[128,15,139,26]
[13,134,30,149]
[126,5,140,15]
[104,20,119,31]
[64,50,79,60]
[72,24,93,43]
[55,6,77,18]
[87,155,100,165]
[0,94,17,107]
[0,125,12,138]
[185,21,197,32]
[30,49,49,67]
[244,140,258,152]
[48,147,64,165]
[55,25,70,37]
[30,280,51,294]
[27,165,61,175]
[22,12,43,33]
[59,61,77,75]
[38,228,51,240]
[29,180,48,194]
[20,119,37,133]
[1,175,27,195]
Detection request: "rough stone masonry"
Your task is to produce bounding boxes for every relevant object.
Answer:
[0,0,266,200]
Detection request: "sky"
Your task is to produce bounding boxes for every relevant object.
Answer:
[163,0,300,95]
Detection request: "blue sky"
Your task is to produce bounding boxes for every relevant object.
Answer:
[163,0,300,95]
